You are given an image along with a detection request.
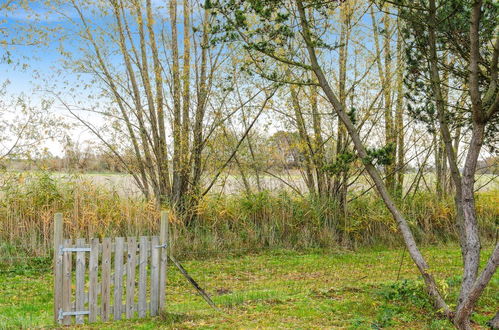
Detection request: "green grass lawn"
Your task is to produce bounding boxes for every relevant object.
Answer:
[0,245,497,329]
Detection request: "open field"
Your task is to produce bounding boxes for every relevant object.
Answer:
[1,245,497,329]
[0,172,496,328]
[70,172,499,196]
[2,170,497,198]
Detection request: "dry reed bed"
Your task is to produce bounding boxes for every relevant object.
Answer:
[0,172,497,260]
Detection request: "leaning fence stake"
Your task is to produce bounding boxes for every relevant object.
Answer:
[169,255,219,311]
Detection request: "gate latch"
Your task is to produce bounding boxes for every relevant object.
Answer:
[58,308,90,321]
[59,246,91,255]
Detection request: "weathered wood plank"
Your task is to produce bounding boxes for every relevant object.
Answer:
[75,238,86,324]
[114,237,125,320]
[150,236,160,316]
[126,237,137,319]
[101,237,112,321]
[159,211,169,311]
[138,236,149,318]
[88,238,99,323]
[53,213,63,323]
[62,239,72,325]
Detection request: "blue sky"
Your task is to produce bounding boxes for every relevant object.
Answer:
[1,0,388,157]
[1,1,142,155]
[0,2,69,155]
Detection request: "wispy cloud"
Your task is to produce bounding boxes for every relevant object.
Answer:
[1,5,78,23]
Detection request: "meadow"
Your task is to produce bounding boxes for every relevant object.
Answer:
[39,171,499,197]
[0,171,497,328]
[1,246,498,329]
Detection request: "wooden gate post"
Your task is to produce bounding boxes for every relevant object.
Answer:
[159,210,169,310]
[53,213,63,323]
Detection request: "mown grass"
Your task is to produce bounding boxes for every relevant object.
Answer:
[1,245,497,329]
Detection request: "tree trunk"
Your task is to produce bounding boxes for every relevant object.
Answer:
[170,0,184,208]
[454,243,499,329]
[395,16,405,197]
[371,6,395,193]
[191,7,210,193]
[310,84,326,196]
[296,0,451,316]
[334,0,351,211]
[180,0,191,201]
[487,311,499,329]
[146,0,170,202]
[290,85,316,196]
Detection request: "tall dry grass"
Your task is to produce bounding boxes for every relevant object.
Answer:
[0,171,497,261]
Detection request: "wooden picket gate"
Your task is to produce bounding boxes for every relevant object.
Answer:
[53,212,169,325]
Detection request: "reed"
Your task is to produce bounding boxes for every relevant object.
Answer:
[0,171,497,261]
